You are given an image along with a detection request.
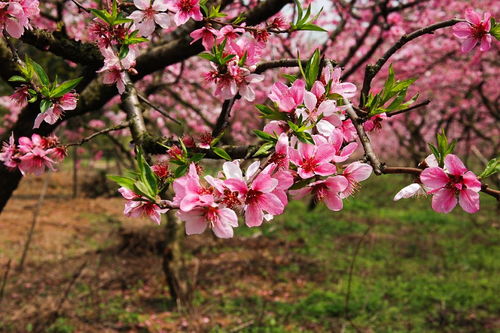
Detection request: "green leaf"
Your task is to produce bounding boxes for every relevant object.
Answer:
[199,53,218,62]
[31,61,50,86]
[213,147,232,161]
[107,175,135,190]
[253,142,274,157]
[190,153,205,162]
[8,75,27,83]
[40,99,53,113]
[479,158,500,179]
[50,77,82,98]
[174,164,189,178]
[490,19,500,40]
[253,130,277,142]
[305,49,321,89]
[118,45,129,59]
[90,9,112,24]
[134,181,156,201]
[297,23,327,32]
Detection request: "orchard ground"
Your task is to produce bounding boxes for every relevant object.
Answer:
[0,163,499,333]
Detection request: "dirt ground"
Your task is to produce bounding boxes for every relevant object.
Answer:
[0,171,314,332]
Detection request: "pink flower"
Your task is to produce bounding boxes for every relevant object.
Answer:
[290,176,348,211]
[216,25,245,49]
[324,66,357,99]
[268,133,290,169]
[0,134,19,169]
[97,47,136,94]
[290,142,336,179]
[173,164,216,211]
[303,81,338,121]
[129,0,170,37]
[10,85,29,105]
[393,155,437,201]
[314,131,358,163]
[393,183,426,201]
[33,92,78,128]
[341,162,372,198]
[190,26,218,50]
[18,147,56,176]
[420,154,481,213]
[363,113,387,132]
[224,172,284,227]
[453,9,492,53]
[0,2,26,38]
[118,187,168,224]
[178,205,238,238]
[268,79,305,113]
[169,0,203,26]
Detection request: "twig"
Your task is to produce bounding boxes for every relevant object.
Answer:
[254,58,338,74]
[360,19,461,104]
[386,99,431,118]
[344,97,383,175]
[0,259,12,305]
[137,93,181,125]
[70,0,91,13]
[2,32,21,64]
[230,320,255,332]
[65,122,129,147]
[212,94,239,138]
[18,173,51,272]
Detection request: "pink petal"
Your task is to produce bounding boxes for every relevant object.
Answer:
[452,22,473,38]
[444,154,467,176]
[304,91,317,111]
[393,183,423,201]
[462,171,481,192]
[420,167,449,190]
[314,163,336,176]
[245,203,263,227]
[465,8,481,26]
[252,174,278,193]
[133,0,149,10]
[458,189,480,213]
[431,188,457,213]
[461,37,478,53]
[479,35,492,52]
[325,175,348,192]
[323,192,343,211]
[258,193,284,215]
[218,208,238,227]
[345,162,373,182]
[224,178,248,194]
[179,209,207,235]
[154,13,170,28]
[315,144,336,163]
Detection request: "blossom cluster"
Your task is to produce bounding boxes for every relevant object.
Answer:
[0,133,66,176]
[0,0,39,38]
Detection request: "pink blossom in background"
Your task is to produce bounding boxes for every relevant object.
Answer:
[453,9,492,53]
[420,154,481,213]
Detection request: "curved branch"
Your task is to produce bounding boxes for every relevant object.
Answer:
[360,19,461,104]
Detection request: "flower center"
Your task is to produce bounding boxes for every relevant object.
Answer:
[179,0,194,12]
[245,189,261,204]
[471,24,487,39]
[144,6,156,19]
[301,157,318,174]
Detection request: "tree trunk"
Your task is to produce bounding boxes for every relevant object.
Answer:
[162,211,197,309]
